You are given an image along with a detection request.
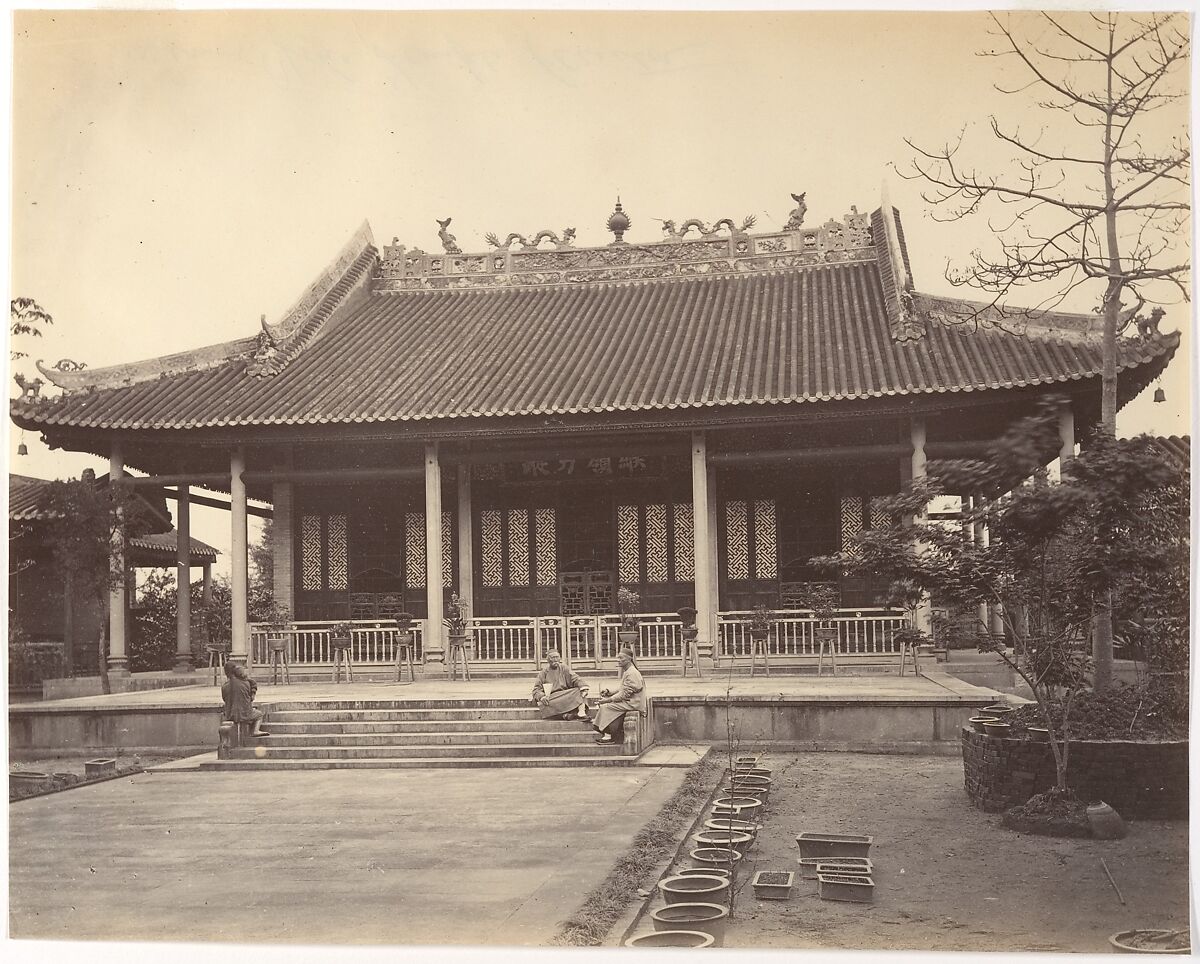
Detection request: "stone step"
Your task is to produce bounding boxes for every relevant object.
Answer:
[266,719,586,734]
[225,741,626,760]
[266,699,536,712]
[201,755,638,770]
[267,708,547,723]
[258,729,599,748]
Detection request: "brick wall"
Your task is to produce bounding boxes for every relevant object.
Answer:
[961,728,1188,819]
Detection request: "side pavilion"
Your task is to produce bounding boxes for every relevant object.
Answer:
[10,194,1178,679]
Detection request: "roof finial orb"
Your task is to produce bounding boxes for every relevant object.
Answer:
[606,196,631,244]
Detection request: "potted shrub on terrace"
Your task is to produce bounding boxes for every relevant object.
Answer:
[748,603,774,642]
[617,587,641,646]
[446,593,469,650]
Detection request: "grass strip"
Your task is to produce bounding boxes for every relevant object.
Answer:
[551,752,722,947]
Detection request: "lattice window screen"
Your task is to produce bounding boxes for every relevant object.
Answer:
[441,512,453,587]
[327,514,348,590]
[645,504,668,582]
[301,515,322,591]
[535,508,556,587]
[840,496,864,556]
[726,501,749,579]
[754,500,777,579]
[405,513,426,588]
[618,505,639,583]
[507,509,530,586]
[481,510,502,587]
[673,503,694,581]
[869,497,892,531]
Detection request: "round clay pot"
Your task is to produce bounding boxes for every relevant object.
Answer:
[1026,726,1050,742]
[981,721,1012,737]
[658,874,731,905]
[983,704,1014,718]
[1108,929,1190,954]
[676,867,731,879]
[712,796,763,816]
[626,930,714,948]
[704,818,759,837]
[651,903,729,947]
[693,829,754,848]
[730,773,772,789]
[689,847,743,867]
[721,786,768,803]
[733,765,772,778]
[969,717,995,733]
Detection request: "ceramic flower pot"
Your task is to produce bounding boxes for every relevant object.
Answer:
[689,847,743,867]
[795,832,873,859]
[1108,929,1190,954]
[626,930,714,948]
[751,870,795,900]
[650,903,729,946]
[658,874,731,906]
[693,829,754,848]
[818,873,875,903]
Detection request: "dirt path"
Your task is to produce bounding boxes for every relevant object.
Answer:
[679,752,1189,953]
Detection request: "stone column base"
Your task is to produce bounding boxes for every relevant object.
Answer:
[422,651,447,678]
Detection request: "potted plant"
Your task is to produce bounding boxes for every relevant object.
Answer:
[677,605,698,643]
[330,620,354,647]
[446,593,469,649]
[617,587,641,646]
[263,603,291,644]
[748,603,774,641]
[797,582,840,634]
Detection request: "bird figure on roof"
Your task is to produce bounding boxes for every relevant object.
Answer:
[436,218,462,254]
[785,192,808,231]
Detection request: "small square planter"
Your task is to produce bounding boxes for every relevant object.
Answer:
[795,832,873,859]
[818,873,875,903]
[751,870,795,900]
[797,857,873,879]
[85,758,118,779]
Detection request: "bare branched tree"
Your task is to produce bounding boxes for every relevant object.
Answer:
[900,11,1190,690]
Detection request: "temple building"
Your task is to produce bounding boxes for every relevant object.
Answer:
[10,193,1179,676]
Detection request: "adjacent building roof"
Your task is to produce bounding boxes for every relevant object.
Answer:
[10,203,1179,434]
[9,473,219,563]
[1142,435,1190,470]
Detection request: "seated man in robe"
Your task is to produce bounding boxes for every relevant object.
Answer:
[592,648,646,745]
[531,650,590,721]
[221,662,270,738]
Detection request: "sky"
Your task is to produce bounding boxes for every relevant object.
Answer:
[6,8,1193,579]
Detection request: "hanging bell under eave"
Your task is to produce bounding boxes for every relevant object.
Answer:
[17,442,29,456]
[1154,387,1167,403]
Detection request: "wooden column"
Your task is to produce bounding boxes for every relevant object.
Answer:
[705,463,720,648]
[910,417,933,636]
[272,443,295,615]
[107,441,129,676]
[456,464,473,615]
[202,563,213,609]
[230,447,249,665]
[174,484,193,672]
[969,496,989,635]
[691,432,716,662]
[424,442,446,671]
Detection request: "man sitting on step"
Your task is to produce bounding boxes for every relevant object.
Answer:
[221,662,271,738]
[531,650,591,721]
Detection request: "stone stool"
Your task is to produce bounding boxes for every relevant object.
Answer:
[206,644,229,685]
[447,636,471,681]
[331,636,355,684]
[394,632,415,684]
[268,636,290,685]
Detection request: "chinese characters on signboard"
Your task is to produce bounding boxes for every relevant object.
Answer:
[498,455,661,482]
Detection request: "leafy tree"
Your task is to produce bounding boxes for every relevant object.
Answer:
[249,519,274,596]
[814,408,1184,794]
[902,12,1190,690]
[10,297,53,361]
[43,474,155,694]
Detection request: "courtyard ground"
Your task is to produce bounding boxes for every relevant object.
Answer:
[9,750,1189,953]
[639,751,1190,953]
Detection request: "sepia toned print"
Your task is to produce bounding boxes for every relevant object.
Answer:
[7,9,1190,961]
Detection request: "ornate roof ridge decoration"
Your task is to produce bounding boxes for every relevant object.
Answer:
[912,292,1181,348]
[247,221,377,377]
[376,197,874,293]
[871,197,924,344]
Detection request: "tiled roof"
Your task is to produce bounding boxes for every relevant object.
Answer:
[128,530,219,562]
[1143,435,1190,469]
[9,474,56,521]
[10,257,1178,432]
